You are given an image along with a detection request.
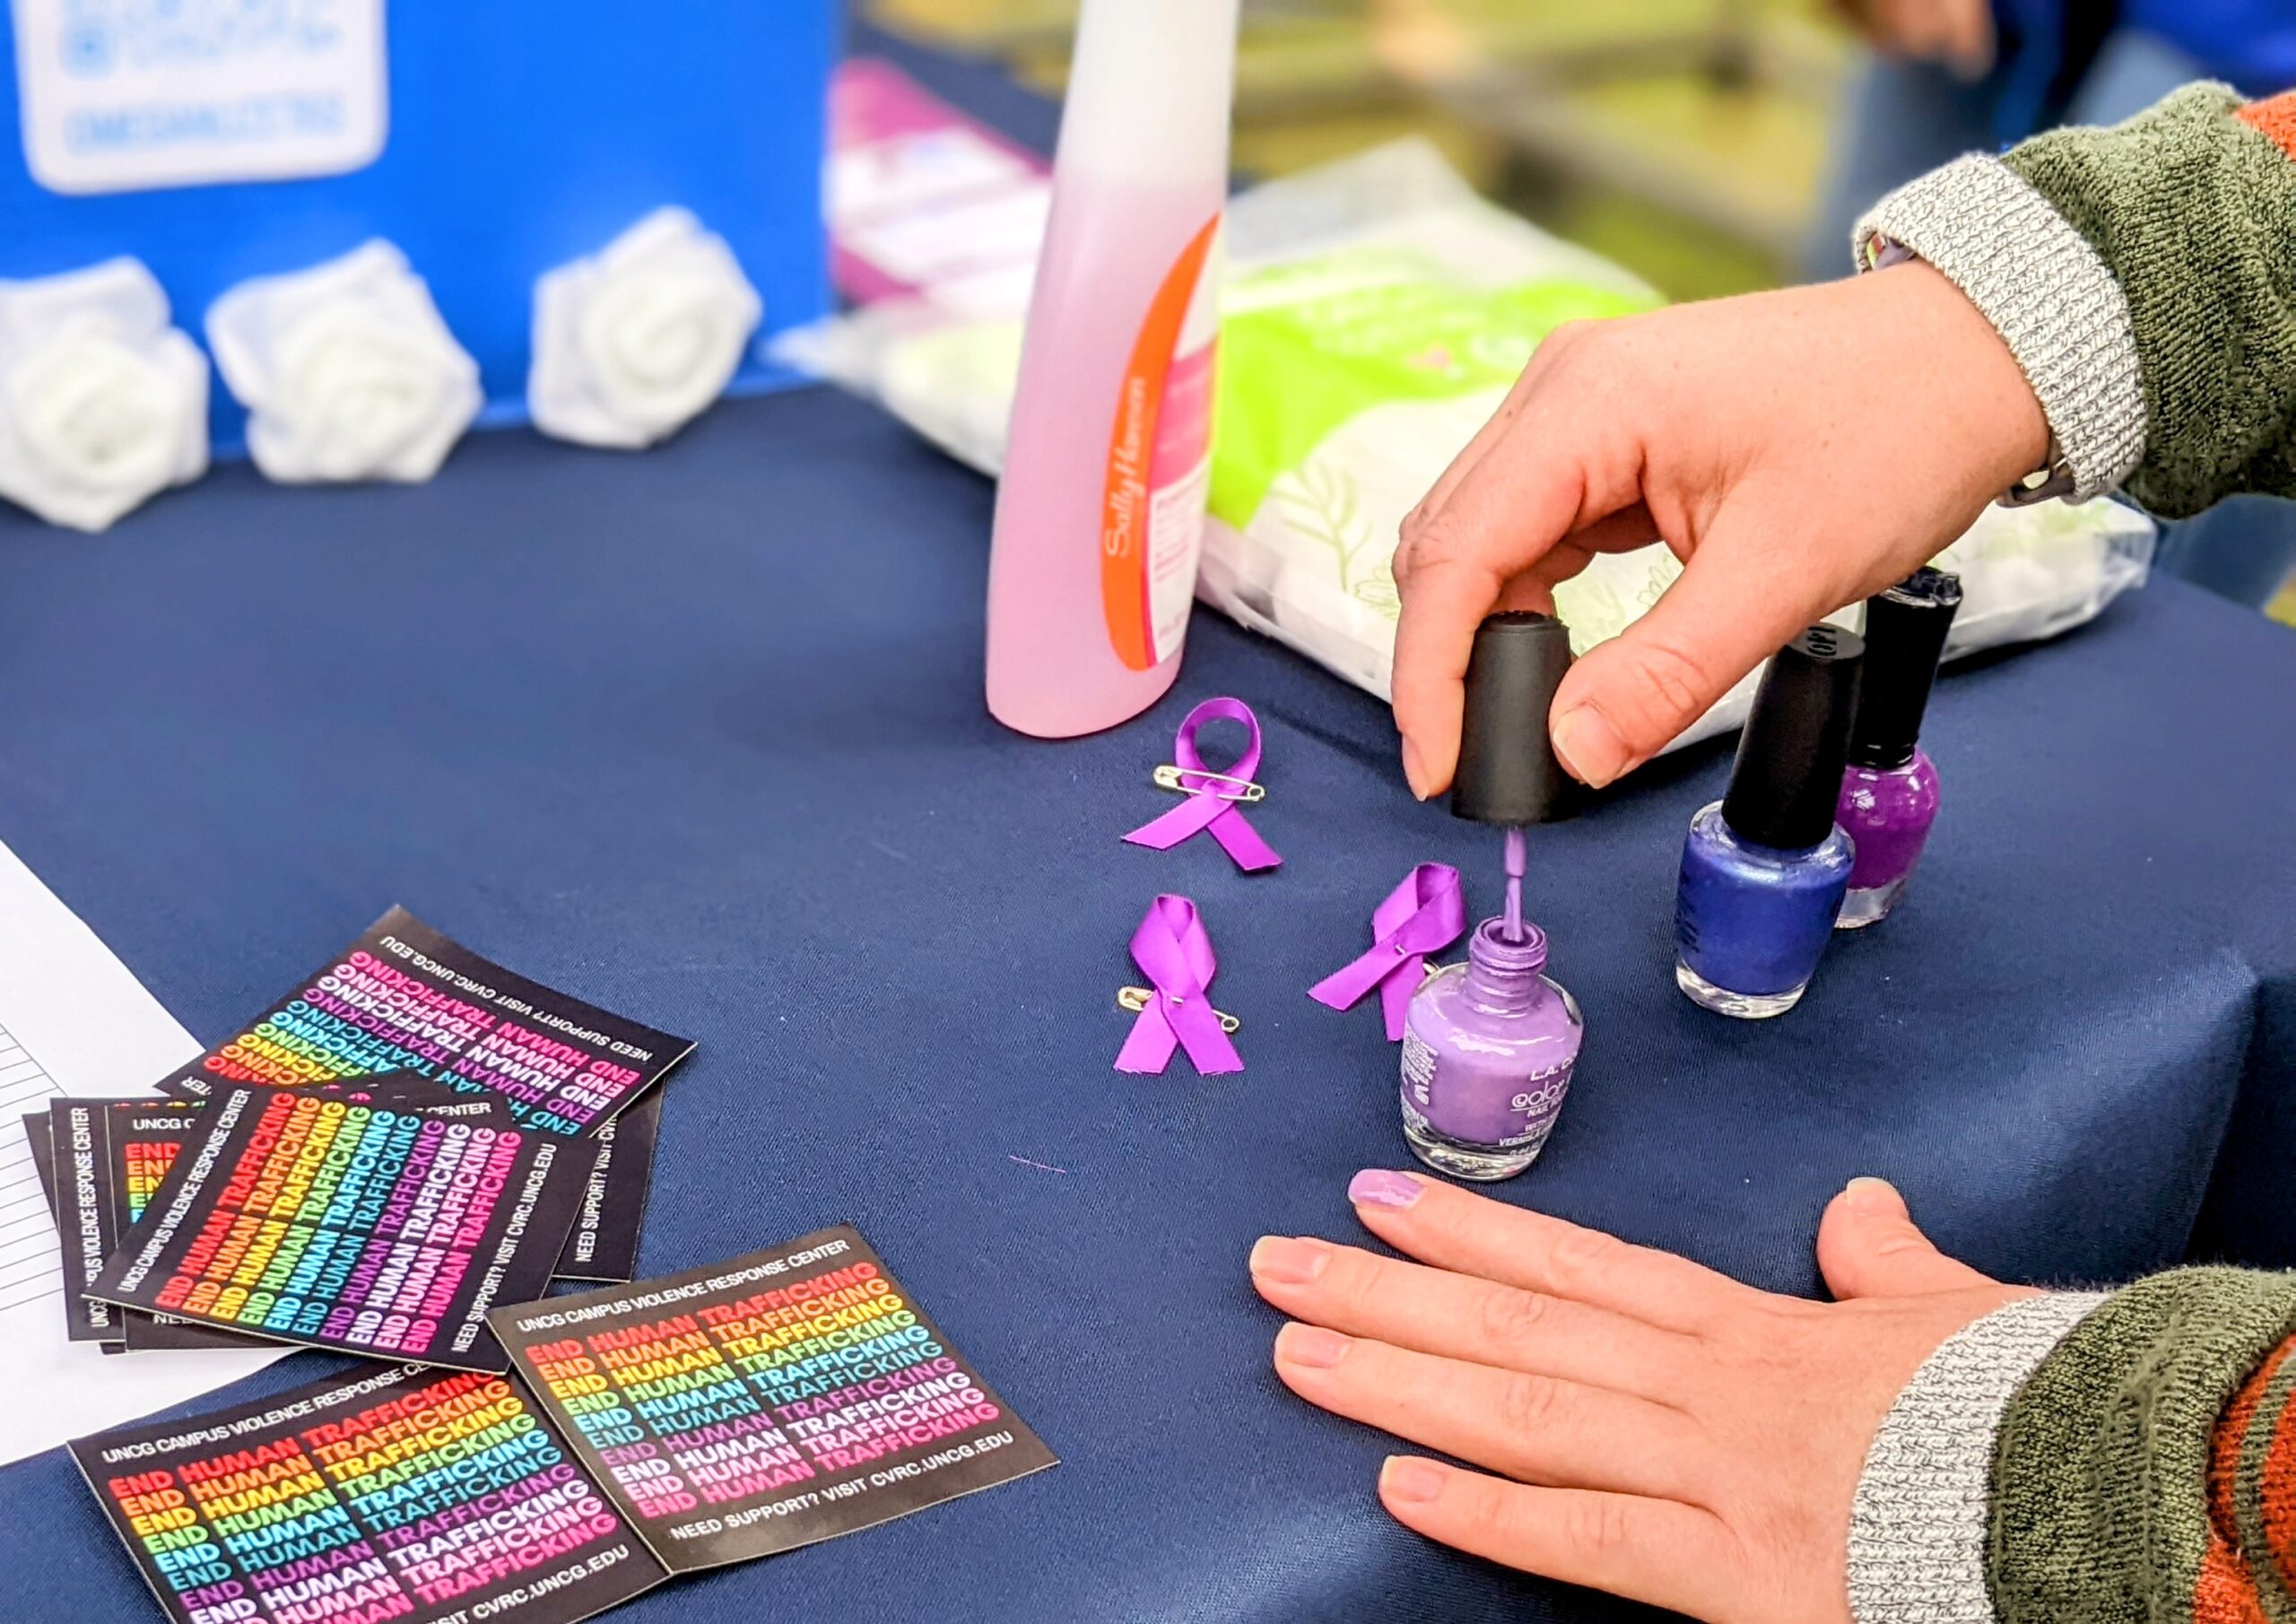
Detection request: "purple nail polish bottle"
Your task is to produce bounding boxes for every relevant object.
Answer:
[1836,569,1961,930]
[1401,918,1584,1180]
[1406,610,1584,1181]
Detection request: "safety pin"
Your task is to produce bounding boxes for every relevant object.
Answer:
[1152,764,1265,803]
[1118,986,1242,1033]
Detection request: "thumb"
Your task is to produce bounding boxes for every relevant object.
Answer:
[1816,1177,1997,1301]
[1545,509,1826,788]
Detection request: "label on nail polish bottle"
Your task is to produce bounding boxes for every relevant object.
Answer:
[1401,1029,1438,1117]
[1402,1029,1575,1151]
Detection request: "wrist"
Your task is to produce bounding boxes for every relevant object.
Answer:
[1848,1292,2109,1624]
[1851,155,2144,501]
[1857,260,2053,499]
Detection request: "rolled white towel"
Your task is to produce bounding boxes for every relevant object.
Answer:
[529,206,763,449]
[0,258,208,532]
[206,241,482,484]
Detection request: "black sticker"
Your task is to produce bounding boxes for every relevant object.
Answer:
[72,1363,667,1624]
[90,1086,600,1371]
[161,907,692,1142]
[103,1081,520,1355]
[552,1090,661,1283]
[493,1225,1057,1570]
[52,1099,122,1342]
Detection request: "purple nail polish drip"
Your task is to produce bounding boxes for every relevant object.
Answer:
[1835,569,1961,930]
[1400,916,1583,1183]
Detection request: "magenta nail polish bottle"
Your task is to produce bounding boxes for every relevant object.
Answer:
[1836,569,1961,930]
[1401,918,1583,1181]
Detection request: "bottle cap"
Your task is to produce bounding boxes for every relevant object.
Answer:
[1848,568,1963,769]
[1451,612,1578,825]
[1721,624,1866,850]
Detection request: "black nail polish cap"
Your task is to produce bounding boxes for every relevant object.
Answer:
[1451,612,1578,825]
[1721,624,1866,851]
[1848,567,1962,770]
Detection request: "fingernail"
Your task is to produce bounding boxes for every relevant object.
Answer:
[1250,1236,1330,1286]
[1844,1177,1903,1216]
[1274,1324,1351,1369]
[1348,1169,1424,1210]
[1380,1456,1448,1505]
[1552,705,1628,788]
[1401,739,1431,802]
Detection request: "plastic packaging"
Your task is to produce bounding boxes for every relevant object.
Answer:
[982,0,1241,738]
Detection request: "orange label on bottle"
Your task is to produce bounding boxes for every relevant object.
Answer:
[1100,215,1222,672]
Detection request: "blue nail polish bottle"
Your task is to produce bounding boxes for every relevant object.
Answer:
[1675,626,1866,1019]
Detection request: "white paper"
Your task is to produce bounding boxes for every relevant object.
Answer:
[10,0,388,195]
[0,838,283,1466]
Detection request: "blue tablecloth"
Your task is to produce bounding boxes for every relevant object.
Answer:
[1,377,2293,1623]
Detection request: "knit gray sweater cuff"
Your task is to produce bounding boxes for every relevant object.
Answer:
[1852,154,2146,501]
[1847,1291,2111,1624]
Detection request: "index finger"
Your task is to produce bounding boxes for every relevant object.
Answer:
[1390,540,1509,798]
[1344,1171,1752,1334]
[1390,418,1643,796]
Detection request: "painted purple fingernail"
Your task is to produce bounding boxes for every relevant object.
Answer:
[1348,1169,1424,1210]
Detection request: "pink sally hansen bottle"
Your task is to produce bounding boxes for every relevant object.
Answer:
[1402,613,1586,1181]
[984,0,1240,737]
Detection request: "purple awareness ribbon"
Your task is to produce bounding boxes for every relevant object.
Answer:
[1117,895,1243,1076]
[1308,864,1467,1041]
[1123,697,1282,873]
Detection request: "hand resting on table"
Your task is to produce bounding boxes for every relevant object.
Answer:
[1250,1173,2028,1624]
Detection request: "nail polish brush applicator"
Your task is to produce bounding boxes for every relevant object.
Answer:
[1394,611,1586,1183]
[1451,609,1579,926]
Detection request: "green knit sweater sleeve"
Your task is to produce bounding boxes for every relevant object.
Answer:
[1846,1270,2296,1624]
[1990,1270,2296,1622]
[1852,84,2296,517]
